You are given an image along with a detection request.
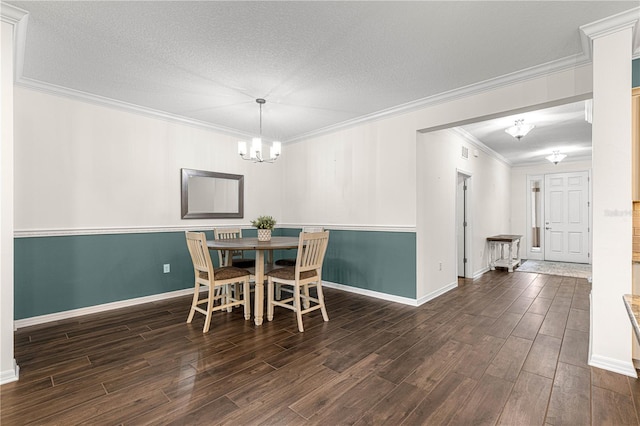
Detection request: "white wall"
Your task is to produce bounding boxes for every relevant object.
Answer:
[281,118,417,227]
[1,18,18,384]
[511,159,592,259]
[283,64,594,305]
[590,27,634,376]
[13,87,283,233]
[418,130,511,297]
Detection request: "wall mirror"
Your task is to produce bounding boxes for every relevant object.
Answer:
[181,168,244,219]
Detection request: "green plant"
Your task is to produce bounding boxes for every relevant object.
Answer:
[251,215,276,230]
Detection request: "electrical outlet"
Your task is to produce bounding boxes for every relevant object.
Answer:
[438,261,442,271]
[163,264,170,273]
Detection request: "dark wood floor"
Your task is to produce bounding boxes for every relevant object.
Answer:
[2,271,640,425]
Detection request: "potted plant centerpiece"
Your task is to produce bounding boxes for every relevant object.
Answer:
[251,215,276,241]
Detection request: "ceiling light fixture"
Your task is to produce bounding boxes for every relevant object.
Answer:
[505,119,535,141]
[238,98,281,163]
[546,150,567,165]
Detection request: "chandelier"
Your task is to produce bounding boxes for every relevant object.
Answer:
[238,98,281,163]
[505,119,534,141]
[546,151,567,165]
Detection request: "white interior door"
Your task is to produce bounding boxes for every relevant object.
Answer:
[544,171,590,263]
[456,174,467,277]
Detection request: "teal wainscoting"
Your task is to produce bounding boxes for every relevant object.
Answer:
[14,230,223,320]
[278,228,416,299]
[14,227,416,320]
[634,58,640,88]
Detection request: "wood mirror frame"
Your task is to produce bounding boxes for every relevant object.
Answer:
[181,168,244,219]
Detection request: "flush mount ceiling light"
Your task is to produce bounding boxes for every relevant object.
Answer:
[505,119,535,141]
[546,150,567,165]
[238,98,281,163]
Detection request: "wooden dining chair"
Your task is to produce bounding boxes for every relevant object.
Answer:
[213,227,255,268]
[266,231,330,332]
[184,231,251,333]
[274,227,324,267]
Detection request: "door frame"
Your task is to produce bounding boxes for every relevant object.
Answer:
[525,170,592,264]
[456,169,473,278]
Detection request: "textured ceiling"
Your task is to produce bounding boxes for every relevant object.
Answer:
[459,101,593,165]
[5,1,639,161]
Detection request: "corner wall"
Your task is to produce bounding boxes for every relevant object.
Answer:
[417,130,511,298]
[12,87,283,320]
[1,16,18,384]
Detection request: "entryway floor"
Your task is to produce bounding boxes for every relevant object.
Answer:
[516,259,591,280]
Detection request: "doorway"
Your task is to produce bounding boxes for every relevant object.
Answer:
[457,172,471,277]
[526,171,591,263]
[544,171,590,263]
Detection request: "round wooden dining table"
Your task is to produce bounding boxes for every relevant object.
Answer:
[207,236,299,325]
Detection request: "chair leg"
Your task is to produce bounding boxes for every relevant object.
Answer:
[267,278,274,322]
[294,284,304,332]
[302,284,310,309]
[317,283,329,322]
[227,284,234,312]
[243,279,251,320]
[203,285,214,333]
[186,282,199,323]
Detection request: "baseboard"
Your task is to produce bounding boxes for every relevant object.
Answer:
[416,281,458,306]
[473,267,490,279]
[0,360,20,385]
[589,353,638,378]
[14,288,194,329]
[322,281,419,306]
[321,280,459,308]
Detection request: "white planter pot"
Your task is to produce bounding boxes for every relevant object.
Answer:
[257,229,272,241]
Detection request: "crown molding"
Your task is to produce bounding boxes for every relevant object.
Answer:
[15,76,257,141]
[1,2,27,25]
[580,7,640,58]
[1,2,28,80]
[7,6,639,142]
[449,128,512,167]
[287,52,593,143]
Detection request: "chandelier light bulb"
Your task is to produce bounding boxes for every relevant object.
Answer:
[238,99,282,163]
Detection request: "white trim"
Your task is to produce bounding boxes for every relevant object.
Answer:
[15,76,256,141]
[473,266,490,279]
[4,7,639,143]
[14,225,233,238]
[287,53,593,143]
[279,223,416,233]
[14,288,194,329]
[15,223,417,238]
[15,281,423,328]
[0,3,27,25]
[589,353,638,378]
[415,280,458,306]
[0,2,27,82]
[0,359,19,385]
[322,281,419,307]
[580,7,640,56]
[322,279,457,308]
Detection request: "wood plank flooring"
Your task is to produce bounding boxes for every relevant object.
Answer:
[2,271,640,425]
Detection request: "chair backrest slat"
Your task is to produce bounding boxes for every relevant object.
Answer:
[214,227,244,266]
[185,231,214,280]
[295,231,329,276]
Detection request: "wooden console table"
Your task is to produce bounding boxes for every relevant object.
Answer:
[487,234,522,272]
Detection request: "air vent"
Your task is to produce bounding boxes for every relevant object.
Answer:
[461,146,469,159]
